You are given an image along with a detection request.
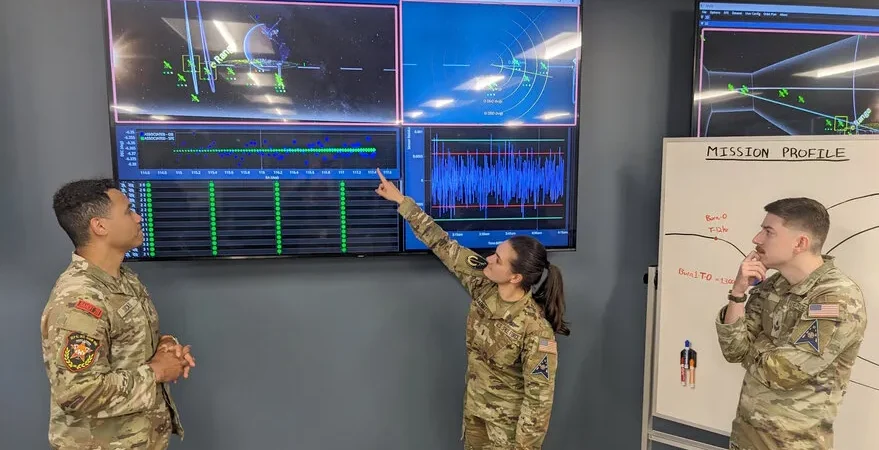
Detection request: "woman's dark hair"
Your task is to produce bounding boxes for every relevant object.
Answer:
[508,235,570,336]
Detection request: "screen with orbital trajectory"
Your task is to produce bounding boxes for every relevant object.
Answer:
[104,0,582,260]
[692,2,879,138]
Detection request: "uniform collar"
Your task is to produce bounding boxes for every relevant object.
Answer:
[772,255,835,296]
[489,290,532,320]
[70,252,129,294]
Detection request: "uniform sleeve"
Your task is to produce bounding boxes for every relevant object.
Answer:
[43,296,158,418]
[398,196,489,296]
[715,290,764,367]
[515,329,558,449]
[749,293,866,390]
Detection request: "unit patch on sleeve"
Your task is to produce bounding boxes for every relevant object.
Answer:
[62,332,100,372]
[794,319,820,353]
[466,254,488,269]
[531,355,550,380]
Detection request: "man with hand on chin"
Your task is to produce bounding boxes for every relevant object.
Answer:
[42,179,195,450]
[716,197,867,450]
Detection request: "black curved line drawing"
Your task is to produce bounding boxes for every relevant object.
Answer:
[858,356,879,368]
[667,224,879,263]
[826,225,879,255]
[827,192,879,210]
[850,379,879,392]
[664,233,747,257]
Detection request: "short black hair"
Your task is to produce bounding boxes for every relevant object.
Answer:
[764,197,830,252]
[52,178,117,248]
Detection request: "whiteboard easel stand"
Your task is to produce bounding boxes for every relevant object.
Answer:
[641,265,727,450]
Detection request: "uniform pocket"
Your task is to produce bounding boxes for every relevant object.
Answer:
[757,292,778,337]
[104,295,152,364]
[484,331,521,368]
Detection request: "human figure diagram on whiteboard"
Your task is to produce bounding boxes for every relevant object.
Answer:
[715,197,867,450]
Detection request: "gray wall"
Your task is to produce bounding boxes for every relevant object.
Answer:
[0,0,696,448]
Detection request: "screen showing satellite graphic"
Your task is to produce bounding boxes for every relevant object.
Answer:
[693,2,879,137]
[401,1,580,126]
[109,0,398,124]
[104,0,582,260]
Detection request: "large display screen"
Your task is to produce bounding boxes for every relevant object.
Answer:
[104,0,581,260]
[692,2,879,137]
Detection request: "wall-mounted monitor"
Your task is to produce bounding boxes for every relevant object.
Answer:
[692,2,879,137]
[103,0,582,260]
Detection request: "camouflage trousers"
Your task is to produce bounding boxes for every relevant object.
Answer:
[50,408,172,450]
[729,417,833,450]
[462,415,519,450]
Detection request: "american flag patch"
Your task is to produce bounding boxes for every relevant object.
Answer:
[538,338,557,355]
[808,303,839,318]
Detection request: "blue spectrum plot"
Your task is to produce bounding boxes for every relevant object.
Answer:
[402,125,576,251]
[401,1,580,126]
[430,141,565,218]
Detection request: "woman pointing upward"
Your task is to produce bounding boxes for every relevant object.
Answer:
[374,168,570,450]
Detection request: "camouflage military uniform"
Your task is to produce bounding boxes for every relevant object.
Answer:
[399,197,558,450]
[40,253,183,450]
[715,256,866,450]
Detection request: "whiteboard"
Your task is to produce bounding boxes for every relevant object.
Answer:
[654,135,879,449]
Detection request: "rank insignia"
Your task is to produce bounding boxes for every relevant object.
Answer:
[467,254,488,269]
[531,355,550,380]
[62,332,99,372]
[794,319,820,353]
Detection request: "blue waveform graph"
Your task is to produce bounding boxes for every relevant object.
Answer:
[425,128,571,231]
[138,129,399,171]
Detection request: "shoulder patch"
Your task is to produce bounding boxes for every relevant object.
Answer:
[794,320,820,353]
[531,355,550,379]
[62,332,100,372]
[466,254,487,269]
[538,338,557,355]
[808,302,839,319]
[74,299,103,319]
